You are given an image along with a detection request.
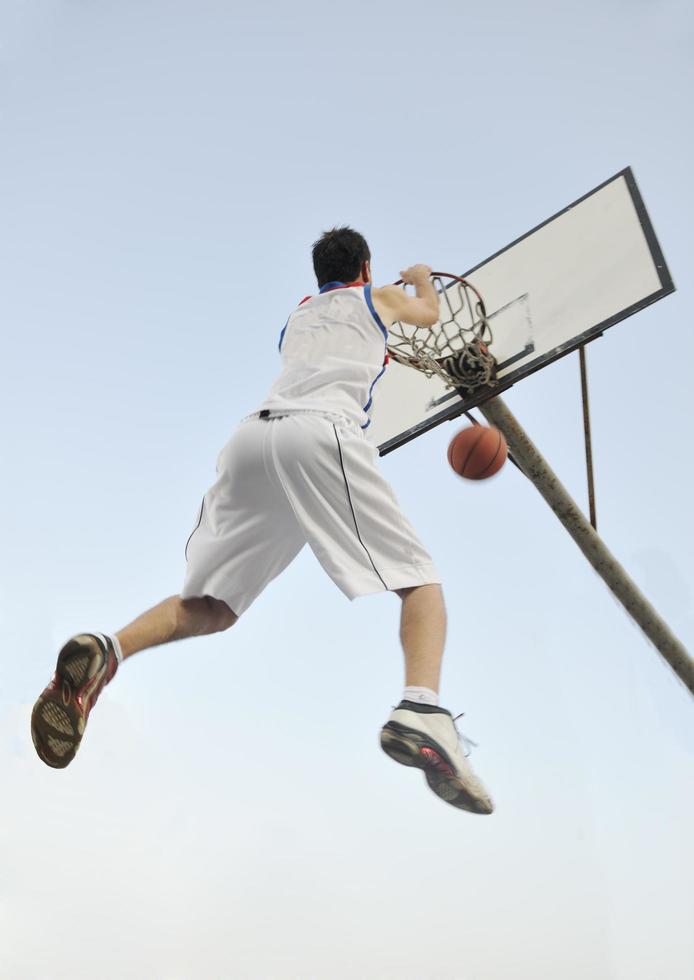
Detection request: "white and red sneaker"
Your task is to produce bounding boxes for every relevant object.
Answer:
[31,633,119,768]
[380,700,494,814]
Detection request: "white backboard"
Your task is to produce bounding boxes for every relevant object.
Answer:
[371,168,674,454]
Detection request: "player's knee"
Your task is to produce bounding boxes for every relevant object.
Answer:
[204,595,237,632]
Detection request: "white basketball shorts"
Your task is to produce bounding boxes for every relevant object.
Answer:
[181,412,440,616]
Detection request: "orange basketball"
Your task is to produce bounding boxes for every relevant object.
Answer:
[447,425,507,480]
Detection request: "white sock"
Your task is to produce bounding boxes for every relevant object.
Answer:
[109,633,124,666]
[402,686,439,707]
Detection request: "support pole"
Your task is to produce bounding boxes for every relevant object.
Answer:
[478,395,693,697]
[579,346,598,530]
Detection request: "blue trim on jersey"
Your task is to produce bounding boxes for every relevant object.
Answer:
[278,319,289,352]
[360,361,387,428]
[360,284,389,426]
[363,284,389,342]
[319,281,346,293]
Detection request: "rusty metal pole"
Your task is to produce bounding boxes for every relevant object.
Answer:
[478,395,694,697]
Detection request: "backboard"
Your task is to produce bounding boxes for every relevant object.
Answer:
[370,167,674,455]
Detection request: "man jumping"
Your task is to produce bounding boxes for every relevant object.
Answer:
[31,227,494,815]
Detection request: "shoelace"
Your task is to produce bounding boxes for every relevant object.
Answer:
[452,713,478,758]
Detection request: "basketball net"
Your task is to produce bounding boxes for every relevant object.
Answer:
[388,273,497,397]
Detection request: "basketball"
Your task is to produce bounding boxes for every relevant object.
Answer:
[447,425,507,480]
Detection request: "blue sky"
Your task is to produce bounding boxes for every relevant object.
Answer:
[1,1,693,978]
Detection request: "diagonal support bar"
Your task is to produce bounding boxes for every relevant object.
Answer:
[478,395,693,697]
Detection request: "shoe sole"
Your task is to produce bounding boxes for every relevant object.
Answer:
[380,723,493,815]
[30,640,99,769]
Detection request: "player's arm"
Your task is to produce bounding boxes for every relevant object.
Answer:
[372,265,439,327]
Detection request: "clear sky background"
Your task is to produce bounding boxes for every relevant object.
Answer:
[1,2,693,978]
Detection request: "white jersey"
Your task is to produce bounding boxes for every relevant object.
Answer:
[257,281,389,430]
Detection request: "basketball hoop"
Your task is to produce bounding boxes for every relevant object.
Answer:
[388,272,498,397]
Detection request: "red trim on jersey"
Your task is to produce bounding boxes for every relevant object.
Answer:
[297,280,366,306]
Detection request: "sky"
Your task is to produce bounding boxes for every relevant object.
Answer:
[1,1,693,978]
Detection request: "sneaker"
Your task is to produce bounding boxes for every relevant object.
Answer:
[31,633,119,769]
[380,700,494,814]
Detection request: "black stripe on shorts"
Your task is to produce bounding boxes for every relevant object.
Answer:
[332,424,388,591]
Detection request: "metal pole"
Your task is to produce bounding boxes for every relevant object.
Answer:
[478,395,694,697]
[579,346,598,530]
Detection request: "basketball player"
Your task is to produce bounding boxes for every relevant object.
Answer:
[31,228,494,814]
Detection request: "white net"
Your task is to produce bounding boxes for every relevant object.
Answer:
[388,273,498,396]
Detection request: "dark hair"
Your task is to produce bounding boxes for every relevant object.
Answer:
[312,226,371,288]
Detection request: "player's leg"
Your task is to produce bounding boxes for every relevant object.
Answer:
[31,417,304,770]
[117,594,237,659]
[383,582,492,814]
[31,594,236,769]
[396,583,446,694]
